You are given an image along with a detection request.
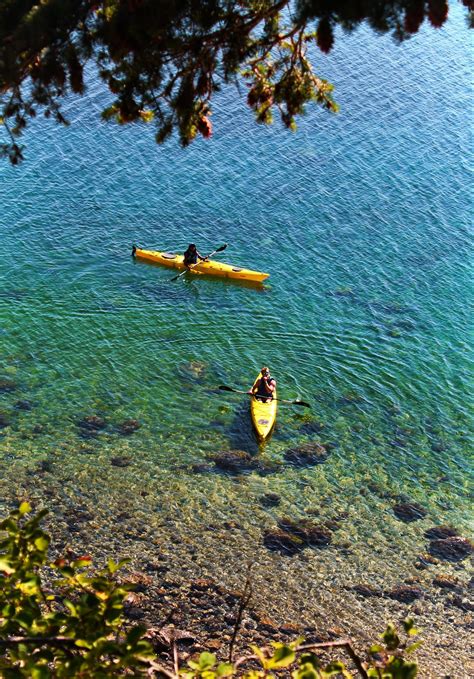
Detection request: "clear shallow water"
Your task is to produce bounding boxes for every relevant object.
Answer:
[0,6,472,672]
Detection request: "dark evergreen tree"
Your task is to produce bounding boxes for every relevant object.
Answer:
[0,1,470,163]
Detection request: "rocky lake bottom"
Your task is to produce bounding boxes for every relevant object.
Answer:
[1,360,472,677]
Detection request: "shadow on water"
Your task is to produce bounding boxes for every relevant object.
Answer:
[131,255,269,292]
[226,398,260,454]
[270,421,294,443]
[0,289,30,302]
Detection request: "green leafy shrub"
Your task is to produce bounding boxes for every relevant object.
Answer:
[181,629,420,679]
[0,502,154,677]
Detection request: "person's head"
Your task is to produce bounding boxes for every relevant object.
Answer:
[187,243,197,252]
[261,366,270,377]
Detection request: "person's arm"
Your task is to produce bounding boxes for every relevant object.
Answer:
[248,378,260,395]
[264,378,276,394]
[197,250,208,261]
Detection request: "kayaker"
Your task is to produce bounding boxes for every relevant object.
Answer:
[183,243,207,268]
[249,366,276,403]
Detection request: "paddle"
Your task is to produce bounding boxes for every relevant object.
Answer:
[218,385,311,408]
[170,243,228,281]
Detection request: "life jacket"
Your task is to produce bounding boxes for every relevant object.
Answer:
[255,375,275,399]
[184,249,198,265]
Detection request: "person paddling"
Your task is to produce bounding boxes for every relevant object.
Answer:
[249,366,276,403]
[183,243,208,269]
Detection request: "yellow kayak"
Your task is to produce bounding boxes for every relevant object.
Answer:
[132,246,269,282]
[250,373,277,441]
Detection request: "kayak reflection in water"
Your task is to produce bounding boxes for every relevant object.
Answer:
[183,243,208,268]
[249,366,276,403]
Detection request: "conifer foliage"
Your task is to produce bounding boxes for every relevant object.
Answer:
[0,1,469,163]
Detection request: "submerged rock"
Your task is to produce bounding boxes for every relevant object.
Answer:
[124,571,153,592]
[448,595,474,612]
[0,413,10,429]
[259,492,281,508]
[278,518,332,546]
[414,553,439,570]
[424,525,458,540]
[209,449,278,475]
[210,449,257,473]
[323,518,342,532]
[78,415,106,431]
[284,442,329,466]
[430,440,447,453]
[388,585,424,603]
[15,399,33,411]
[124,604,145,620]
[256,460,281,475]
[111,456,132,467]
[222,520,240,530]
[36,459,53,474]
[392,502,427,522]
[428,536,473,562]
[190,578,216,592]
[0,379,17,393]
[117,419,141,435]
[190,462,214,474]
[279,622,303,637]
[432,574,460,590]
[263,528,303,555]
[352,583,383,598]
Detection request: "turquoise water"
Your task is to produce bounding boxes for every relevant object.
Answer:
[0,6,472,670]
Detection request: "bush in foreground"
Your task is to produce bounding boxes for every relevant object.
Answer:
[0,504,420,677]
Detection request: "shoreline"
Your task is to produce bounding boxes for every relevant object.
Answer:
[1,449,472,677]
